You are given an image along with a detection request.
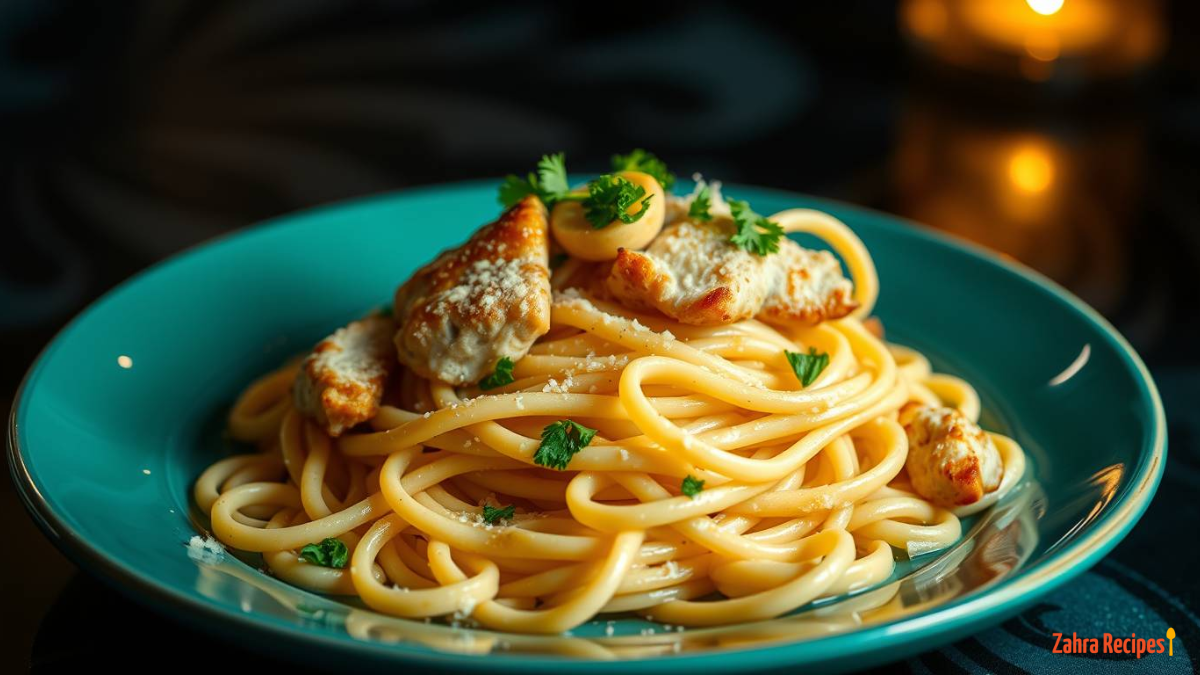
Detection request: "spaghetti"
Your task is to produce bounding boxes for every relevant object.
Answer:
[196,208,1025,634]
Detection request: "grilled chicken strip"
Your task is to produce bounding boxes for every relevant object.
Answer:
[392,195,552,385]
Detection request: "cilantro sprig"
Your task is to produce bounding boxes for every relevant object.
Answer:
[299,538,349,568]
[479,356,515,391]
[481,504,516,524]
[728,198,785,256]
[688,184,713,222]
[533,419,597,470]
[786,347,830,387]
[611,149,675,191]
[498,153,654,229]
[681,475,705,498]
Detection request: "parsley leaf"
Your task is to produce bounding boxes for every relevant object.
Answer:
[611,149,675,191]
[479,357,516,391]
[536,152,570,199]
[498,152,572,207]
[728,198,785,256]
[688,184,713,222]
[549,252,569,270]
[681,475,705,498]
[534,420,597,470]
[299,538,348,568]
[481,504,516,524]
[582,174,652,229]
[498,173,538,207]
[785,347,830,387]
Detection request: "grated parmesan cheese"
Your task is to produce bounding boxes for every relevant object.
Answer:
[186,534,225,562]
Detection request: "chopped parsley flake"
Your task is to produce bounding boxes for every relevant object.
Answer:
[786,347,830,387]
[728,198,784,256]
[479,357,515,391]
[481,504,516,524]
[299,538,348,568]
[534,420,597,470]
[688,184,713,222]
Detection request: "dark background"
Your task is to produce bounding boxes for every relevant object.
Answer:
[2,1,1198,672]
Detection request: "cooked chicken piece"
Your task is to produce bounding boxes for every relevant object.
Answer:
[900,403,1003,507]
[663,195,690,227]
[863,316,885,340]
[393,195,551,385]
[606,218,856,326]
[758,241,860,325]
[293,314,396,437]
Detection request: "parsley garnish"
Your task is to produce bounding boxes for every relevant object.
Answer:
[498,153,572,208]
[534,420,597,470]
[688,184,713,222]
[481,504,516,524]
[479,356,515,391]
[582,174,653,229]
[681,475,705,498]
[728,198,785,256]
[535,152,571,198]
[611,149,675,191]
[786,347,830,387]
[498,154,653,229]
[549,253,569,270]
[299,538,348,568]
[498,174,536,209]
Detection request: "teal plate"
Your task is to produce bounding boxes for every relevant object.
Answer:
[8,182,1165,673]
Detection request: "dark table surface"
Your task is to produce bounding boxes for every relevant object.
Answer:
[3,2,1199,672]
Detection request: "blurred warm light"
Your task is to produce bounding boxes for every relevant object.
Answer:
[1026,0,1064,16]
[890,100,1140,315]
[965,0,1112,56]
[1024,33,1060,62]
[900,0,1164,82]
[1008,144,1055,194]
[903,0,949,40]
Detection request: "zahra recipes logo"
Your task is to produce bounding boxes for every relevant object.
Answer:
[1053,628,1178,658]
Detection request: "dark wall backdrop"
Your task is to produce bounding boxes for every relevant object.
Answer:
[2,2,1198,672]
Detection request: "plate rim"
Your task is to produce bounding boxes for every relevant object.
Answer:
[6,180,1167,672]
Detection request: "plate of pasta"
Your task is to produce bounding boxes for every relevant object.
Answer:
[9,152,1165,673]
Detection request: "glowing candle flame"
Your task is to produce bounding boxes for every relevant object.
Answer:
[1026,0,1064,16]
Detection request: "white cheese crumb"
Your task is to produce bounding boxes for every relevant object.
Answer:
[186,534,225,562]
